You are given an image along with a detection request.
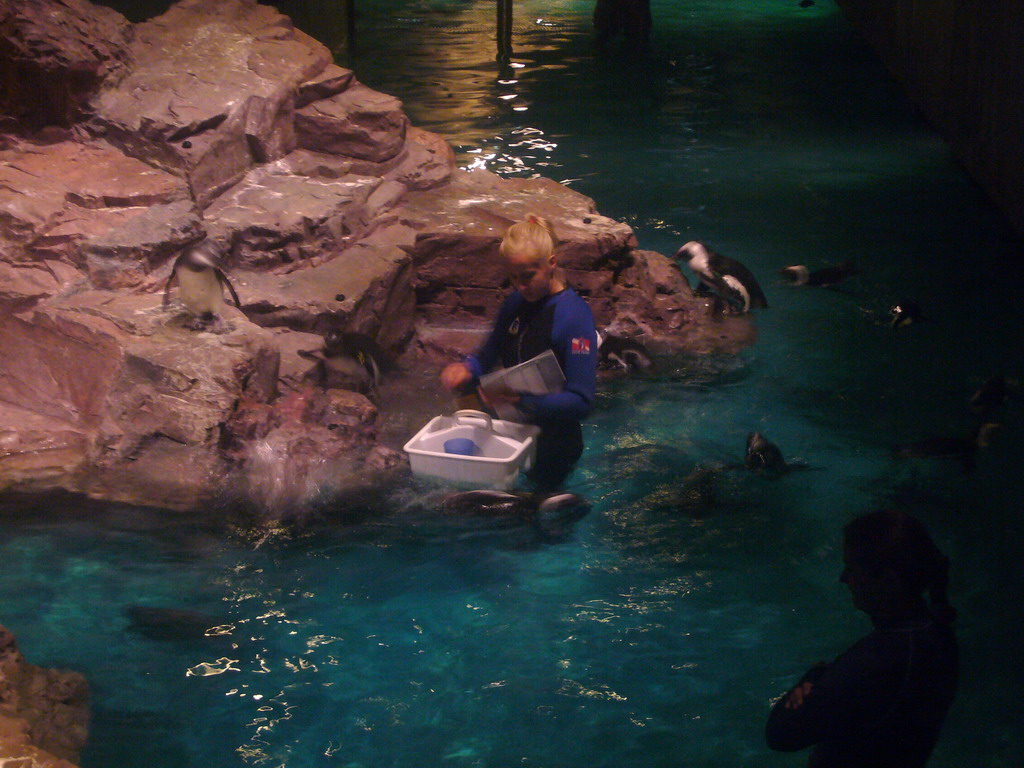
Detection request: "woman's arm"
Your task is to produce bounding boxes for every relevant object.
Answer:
[766,637,889,752]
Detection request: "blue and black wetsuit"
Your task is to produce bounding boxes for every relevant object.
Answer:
[766,610,958,767]
[465,287,597,489]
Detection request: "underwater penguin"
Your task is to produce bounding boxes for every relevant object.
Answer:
[597,333,655,374]
[125,606,227,642]
[299,329,386,394]
[644,465,721,519]
[968,375,1008,419]
[895,422,1000,473]
[163,238,241,331]
[780,261,858,287]
[440,489,590,528]
[673,241,768,313]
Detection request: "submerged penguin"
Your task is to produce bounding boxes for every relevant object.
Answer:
[673,241,768,313]
[745,432,809,476]
[299,330,386,394]
[163,238,241,332]
[440,489,590,529]
[644,465,722,519]
[779,261,858,287]
[895,422,1000,473]
[125,605,226,642]
[597,332,655,374]
[968,375,1008,419]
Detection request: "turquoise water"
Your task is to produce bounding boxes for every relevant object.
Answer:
[4,1,1024,766]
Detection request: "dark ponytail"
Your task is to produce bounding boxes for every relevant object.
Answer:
[843,510,956,625]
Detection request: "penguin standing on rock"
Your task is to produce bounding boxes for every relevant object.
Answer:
[673,241,768,313]
[163,238,241,332]
[300,330,386,395]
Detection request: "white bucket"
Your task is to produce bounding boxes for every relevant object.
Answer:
[403,410,540,490]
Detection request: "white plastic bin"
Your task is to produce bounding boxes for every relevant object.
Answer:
[404,410,540,490]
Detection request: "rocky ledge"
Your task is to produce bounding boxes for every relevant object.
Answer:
[0,624,89,768]
[0,0,753,515]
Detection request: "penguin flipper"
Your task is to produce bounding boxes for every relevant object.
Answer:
[162,271,178,307]
[216,269,242,308]
[298,348,326,362]
[365,353,382,388]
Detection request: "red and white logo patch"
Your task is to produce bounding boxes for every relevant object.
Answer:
[571,337,591,355]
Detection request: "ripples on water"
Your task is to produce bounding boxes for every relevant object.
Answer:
[4,0,1023,766]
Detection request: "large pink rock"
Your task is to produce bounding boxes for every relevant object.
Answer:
[398,168,637,321]
[202,163,385,268]
[0,0,132,127]
[0,138,196,302]
[0,292,280,507]
[0,624,89,766]
[87,0,334,204]
[296,82,409,162]
[234,222,418,349]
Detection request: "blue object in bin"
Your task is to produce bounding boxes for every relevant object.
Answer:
[444,438,479,456]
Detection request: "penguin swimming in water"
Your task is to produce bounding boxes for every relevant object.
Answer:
[163,238,241,332]
[744,432,810,476]
[895,422,1000,473]
[889,300,929,330]
[673,241,768,313]
[597,332,655,374]
[299,329,386,395]
[779,261,858,287]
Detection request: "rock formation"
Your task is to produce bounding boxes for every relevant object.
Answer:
[0,0,744,513]
[0,624,90,768]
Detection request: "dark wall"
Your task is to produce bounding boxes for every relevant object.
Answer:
[835,0,1024,238]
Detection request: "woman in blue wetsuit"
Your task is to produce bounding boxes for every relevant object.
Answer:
[440,215,598,490]
[766,510,959,768]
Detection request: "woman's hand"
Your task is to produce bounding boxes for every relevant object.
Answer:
[441,362,473,391]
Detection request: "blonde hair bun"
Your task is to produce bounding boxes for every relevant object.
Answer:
[500,215,558,262]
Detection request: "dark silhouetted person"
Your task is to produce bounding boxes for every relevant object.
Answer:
[766,510,958,767]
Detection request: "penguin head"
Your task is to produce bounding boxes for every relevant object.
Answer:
[178,237,223,272]
[889,300,922,328]
[673,241,711,276]
[746,431,769,453]
[745,431,785,472]
[780,265,810,285]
